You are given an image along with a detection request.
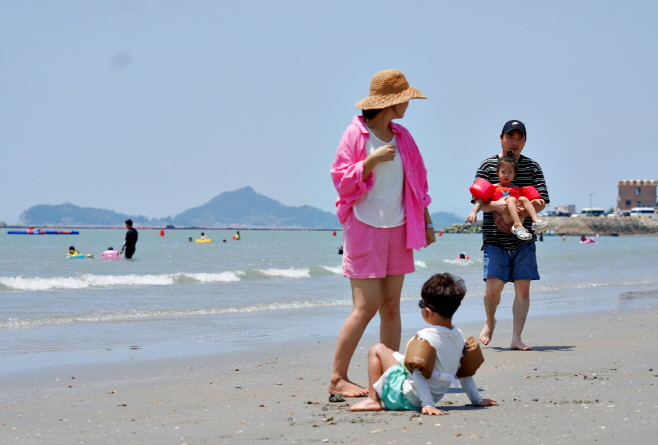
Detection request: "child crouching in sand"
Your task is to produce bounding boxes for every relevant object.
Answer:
[350,273,497,415]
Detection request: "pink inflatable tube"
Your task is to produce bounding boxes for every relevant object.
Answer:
[102,250,121,260]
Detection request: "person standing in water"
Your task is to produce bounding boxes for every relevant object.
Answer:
[119,219,138,259]
[329,69,435,397]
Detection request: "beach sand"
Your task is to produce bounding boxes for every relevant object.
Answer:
[2,305,657,444]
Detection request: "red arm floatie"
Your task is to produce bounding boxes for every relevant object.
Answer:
[469,178,495,202]
[521,186,541,200]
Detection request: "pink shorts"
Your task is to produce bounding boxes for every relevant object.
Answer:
[342,212,415,279]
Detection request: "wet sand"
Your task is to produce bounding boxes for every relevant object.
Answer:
[2,305,657,444]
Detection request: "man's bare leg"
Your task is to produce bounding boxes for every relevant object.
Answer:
[480,278,504,345]
[511,279,532,350]
[350,344,399,412]
[329,278,382,397]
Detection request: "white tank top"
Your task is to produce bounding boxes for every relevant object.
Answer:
[353,129,405,228]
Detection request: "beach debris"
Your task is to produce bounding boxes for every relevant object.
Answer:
[328,393,345,403]
[275,382,283,385]
[71,376,76,379]
[259,404,268,407]
[234,368,240,371]
[108,390,116,394]
[370,429,383,434]
[118,404,127,407]
[324,416,333,422]
[453,433,462,437]
[524,375,530,379]
[650,368,653,371]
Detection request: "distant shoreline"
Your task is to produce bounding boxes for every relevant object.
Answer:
[444,215,658,236]
[3,225,342,231]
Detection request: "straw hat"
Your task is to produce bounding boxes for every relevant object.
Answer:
[355,69,426,110]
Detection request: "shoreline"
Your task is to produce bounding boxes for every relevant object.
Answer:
[2,302,657,444]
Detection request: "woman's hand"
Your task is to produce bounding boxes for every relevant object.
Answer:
[425,228,436,246]
[369,144,397,163]
[363,145,397,178]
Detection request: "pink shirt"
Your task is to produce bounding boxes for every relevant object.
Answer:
[331,115,431,250]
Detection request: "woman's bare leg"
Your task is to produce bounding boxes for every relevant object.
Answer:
[329,274,405,396]
[378,274,405,352]
[329,278,383,397]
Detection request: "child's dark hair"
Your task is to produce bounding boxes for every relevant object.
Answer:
[362,108,383,121]
[497,155,518,174]
[420,273,466,318]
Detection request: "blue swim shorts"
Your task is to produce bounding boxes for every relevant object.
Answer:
[483,242,540,283]
[378,365,418,411]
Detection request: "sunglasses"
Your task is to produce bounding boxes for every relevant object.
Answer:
[418,299,435,312]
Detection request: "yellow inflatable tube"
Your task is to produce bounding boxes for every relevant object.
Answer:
[195,239,212,243]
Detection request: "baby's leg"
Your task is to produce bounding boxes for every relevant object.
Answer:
[518,196,540,222]
[503,197,524,229]
[350,344,399,412]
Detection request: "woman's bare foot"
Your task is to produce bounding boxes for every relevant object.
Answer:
[329,378,369,397]
[479,320,496,345]
[510,340,533,351]
[349,397,382,412]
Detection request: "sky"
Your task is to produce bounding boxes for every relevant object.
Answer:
[1,1,657,224]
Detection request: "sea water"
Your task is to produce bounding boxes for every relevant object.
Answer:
[2,229,657,371]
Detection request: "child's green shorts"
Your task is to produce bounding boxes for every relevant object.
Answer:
[379,365,419,411]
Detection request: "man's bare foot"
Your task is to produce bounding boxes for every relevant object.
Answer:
[349,398,382,412]
[329,378,369,397]
[510,340,533,351]
[479,320,496,345]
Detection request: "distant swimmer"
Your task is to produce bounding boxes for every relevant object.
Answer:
[102,247,121,260]
[458,252,469,259]
[68,246,80,256]
[119,219,138,259]
[200,232,207,240]
[232,231,241,240]
[189,237,193,242]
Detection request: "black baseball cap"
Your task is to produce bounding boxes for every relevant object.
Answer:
[501,120,526,137]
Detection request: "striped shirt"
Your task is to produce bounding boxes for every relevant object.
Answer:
[473,154,549,250]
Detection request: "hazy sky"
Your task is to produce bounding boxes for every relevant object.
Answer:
[2,1,656,224]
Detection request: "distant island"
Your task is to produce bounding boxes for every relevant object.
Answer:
[16,186,465,230]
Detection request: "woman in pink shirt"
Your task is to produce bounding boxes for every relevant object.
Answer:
[329,70,435,397]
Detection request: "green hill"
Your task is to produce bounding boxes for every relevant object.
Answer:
[18,203,155,226]
[172,187,338,229]
[16,188,464,230]
[429,211,465,230]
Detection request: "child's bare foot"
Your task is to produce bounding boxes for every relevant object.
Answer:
[510,340,533,351]
[329,378,369,397]
[479,320,496,345]
[349,397,382,412]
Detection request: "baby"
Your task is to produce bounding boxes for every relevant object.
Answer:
[349,273,497,415]
[467,155,549,240]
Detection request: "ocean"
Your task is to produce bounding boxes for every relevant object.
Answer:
[2,229,657,372]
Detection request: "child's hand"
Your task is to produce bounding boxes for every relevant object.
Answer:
[421,406,448,416]
[466,212,477,223]
[476,398,498,407]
